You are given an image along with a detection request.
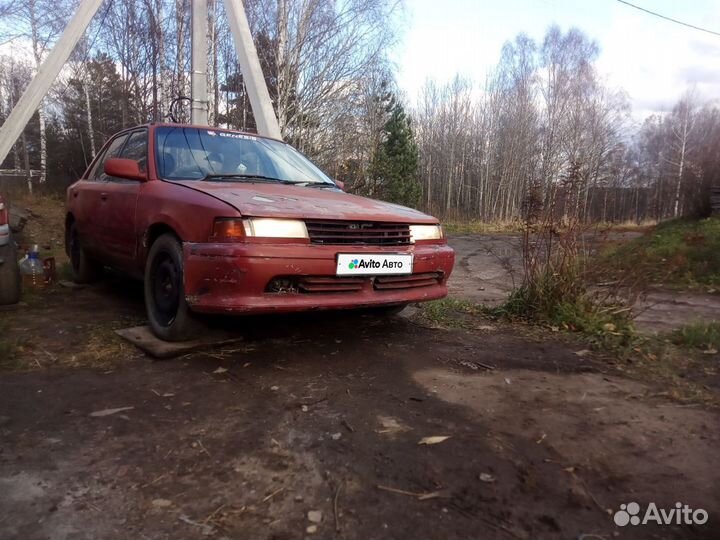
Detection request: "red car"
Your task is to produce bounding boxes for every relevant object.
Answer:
[65,123,454,341]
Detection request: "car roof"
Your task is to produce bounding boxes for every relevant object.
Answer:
[114,123,284,144]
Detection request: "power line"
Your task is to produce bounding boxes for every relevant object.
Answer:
[616,0,720,38]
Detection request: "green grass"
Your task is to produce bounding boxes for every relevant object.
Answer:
[596,217,720,288]
[671,321,720,351]
[489,269,638,354]
[417,298,481,327]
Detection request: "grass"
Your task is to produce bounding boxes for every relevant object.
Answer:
[416,298,483,328]
[488,268,638,354]
[671,322,720,351]
[6,192,69,266]
[442,220,522,235]
[0,320,29,370]
[595,217,720,288]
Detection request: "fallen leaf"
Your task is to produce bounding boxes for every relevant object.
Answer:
[504,377,512,385]
[376,416,408,434]
[331,432,342,440]
[479,473,495,483]
[563,466,576,473]
[152,498,172,508]
[603,323,616,332]
[703,348,717,355]
[270,385,279,391]
[89,406,134,417]
[418,436,450,445]
[307,510,322,523]
[574,349,591,357]
[306,525,318,534]
[212,367,228,374]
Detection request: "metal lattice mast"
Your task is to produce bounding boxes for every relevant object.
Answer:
[0,0,282,171]
[0,0,105,168]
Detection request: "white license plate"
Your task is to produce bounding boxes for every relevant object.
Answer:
[336,253,413,276]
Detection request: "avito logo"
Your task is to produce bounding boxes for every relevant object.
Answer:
[348,258,405,270]
[613,502,708,527]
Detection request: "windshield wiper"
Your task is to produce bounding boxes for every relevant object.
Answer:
[295,181,337,188]
[202,173,295,184]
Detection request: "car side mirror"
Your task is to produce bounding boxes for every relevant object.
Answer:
[104,158,147,182]
[334,179,345,191]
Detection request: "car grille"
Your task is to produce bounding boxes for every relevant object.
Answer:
[305,220,411,246]
[265,272,443,294]
[297,276,364,293]
[373,272,443,290]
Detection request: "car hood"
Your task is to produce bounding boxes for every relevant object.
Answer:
[172,181,438,223]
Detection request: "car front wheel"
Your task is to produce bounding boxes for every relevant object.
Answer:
[144,233,201,342]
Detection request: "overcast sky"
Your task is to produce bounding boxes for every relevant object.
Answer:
[393,0,720,118]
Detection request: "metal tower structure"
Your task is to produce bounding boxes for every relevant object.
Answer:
[0,0,281,170]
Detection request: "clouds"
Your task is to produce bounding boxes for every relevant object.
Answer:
[396,0,720,118]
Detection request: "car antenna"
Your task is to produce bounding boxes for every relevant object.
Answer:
[168,96,192,123]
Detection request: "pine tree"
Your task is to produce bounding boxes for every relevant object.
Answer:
[371,97,421,208]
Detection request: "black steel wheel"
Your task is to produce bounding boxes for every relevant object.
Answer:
[144,233,201,341]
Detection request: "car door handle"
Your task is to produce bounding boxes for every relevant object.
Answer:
[100,193,108,201]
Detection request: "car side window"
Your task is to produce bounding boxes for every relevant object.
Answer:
[90,135,128,182]
[119,130,148,174]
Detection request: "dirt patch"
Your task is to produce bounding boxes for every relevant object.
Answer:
[1,306,719,539]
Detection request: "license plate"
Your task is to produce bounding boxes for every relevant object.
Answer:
[336,253,413,276]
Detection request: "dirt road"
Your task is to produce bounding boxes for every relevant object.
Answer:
[448,233,720,333]
[1,238,719,539]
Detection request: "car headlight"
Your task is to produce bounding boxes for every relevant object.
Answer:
[243,218,309,239]
[410,224,443,243]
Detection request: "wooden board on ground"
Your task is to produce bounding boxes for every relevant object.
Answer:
[115,325,242,359]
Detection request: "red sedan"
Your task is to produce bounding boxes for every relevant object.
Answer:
[65,124,454,341]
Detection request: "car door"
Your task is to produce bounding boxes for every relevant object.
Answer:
[71,134,128,258]
[100,128,147,270]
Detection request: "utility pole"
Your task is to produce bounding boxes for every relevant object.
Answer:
[0,0,104,168]
[223,0,281,139]
[190,0,208,125]
[0,0,282,170]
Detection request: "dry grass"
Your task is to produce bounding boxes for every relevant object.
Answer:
[8,192,68,264]
[69,325,132,368]
[442,219,522,235]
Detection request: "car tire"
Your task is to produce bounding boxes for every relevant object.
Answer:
[0,237,21,306]
[68,222,102,284]
[144,233,202,342]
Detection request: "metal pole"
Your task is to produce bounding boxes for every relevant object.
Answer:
[191,0,208,125]
[223,0,281,139]
[0,0,105,168]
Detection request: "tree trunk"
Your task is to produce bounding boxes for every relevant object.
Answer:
[84,77,96,159]
[28,0,46,184]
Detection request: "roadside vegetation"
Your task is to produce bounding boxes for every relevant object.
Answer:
[595,217,720,289]
[671,321,720,352]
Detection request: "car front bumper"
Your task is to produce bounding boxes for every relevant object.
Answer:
[183,241,455,314]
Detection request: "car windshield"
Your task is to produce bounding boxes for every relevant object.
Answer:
[155,126,334,185]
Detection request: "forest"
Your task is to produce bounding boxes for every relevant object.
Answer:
[0,0,718,222]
